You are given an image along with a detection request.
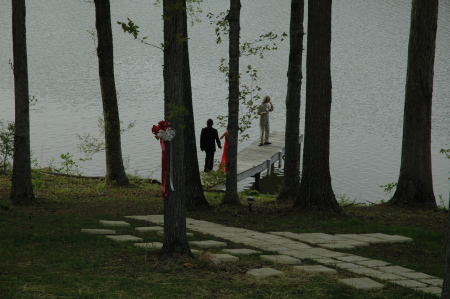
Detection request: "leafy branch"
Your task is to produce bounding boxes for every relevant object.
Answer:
[117,18,164,51]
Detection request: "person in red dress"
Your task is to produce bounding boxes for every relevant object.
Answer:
[219,126,229,172]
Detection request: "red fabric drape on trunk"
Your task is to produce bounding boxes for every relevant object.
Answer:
[160,140,168,198]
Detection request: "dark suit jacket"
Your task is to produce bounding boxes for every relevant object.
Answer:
[200,127,221,152]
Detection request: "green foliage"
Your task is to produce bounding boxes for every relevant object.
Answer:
[118,17,140,39]
[117,18,163,50]
[437,194,448,211]
[0,119,15,173]
[200,163,227,188]
[440,148,450,160]
[52,153,82,176]
[379,182,398,197]
[208,11,286,141]
[77,117,136,162]
[240,189,260,197]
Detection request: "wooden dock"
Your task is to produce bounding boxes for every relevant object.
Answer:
[236,131,303,186]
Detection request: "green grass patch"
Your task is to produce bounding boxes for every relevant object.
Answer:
[0,172,445,298]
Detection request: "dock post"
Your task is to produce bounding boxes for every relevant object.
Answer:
[266,159,271,175]
[254,173,260,191]
[278,151,283,168]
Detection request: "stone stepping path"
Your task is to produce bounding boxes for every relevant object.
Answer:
[135,226,163,232]
[189,240,227,248]
[339,277,385,290]
[99,220,130,227]
[260,254,302,265]
[222,248,261,255]
[246,267,285,279]
[293,265,338,275]
[82,215,441,294]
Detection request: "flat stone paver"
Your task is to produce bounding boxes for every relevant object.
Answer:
[397,271,435,280]
[222,248,261,255]
[99,220,130,227]
[390,279,428,288]
[361,233,413,243]
[377,265,415,274]
[211,254,239,263]
[348,268,384,276]
[355,259,390,268]
[368,272,406,281]
[337,234,390,244]
[246,267,285,279]
[293,265,337,275]
[419,278,444,286]
[260,255,302,265]
[335,262,366,270]
[124,215,155,221]
[339,277,384,290]
[106,235,143,242]
[335,255,371,263]
[280,242,312,250]
[127,215,441,296]
[258,245,291,252]
[135,226,163,232]
[81,229,116,234]
[318,243,355,249]
[311,258,341,265]
[189,240,227,248]
[417,287,443,295]
[134,242,163,249]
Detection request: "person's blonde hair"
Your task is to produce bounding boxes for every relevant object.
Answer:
[262,95,271,104]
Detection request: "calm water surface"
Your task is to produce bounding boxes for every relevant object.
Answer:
[0,1,449,203]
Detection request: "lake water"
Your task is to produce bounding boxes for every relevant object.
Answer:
[0,0,449,204]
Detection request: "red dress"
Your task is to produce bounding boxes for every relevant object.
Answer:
[220,137,228,172]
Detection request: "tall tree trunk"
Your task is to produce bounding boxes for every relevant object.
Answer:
[293,0,342,213]
[443,204,450,298]
[160,0,192,260]
[94,0,129,186]
[176,0,207,209]
[10,0,34,205]
[389,0,438,209]
[277,0,304,203]
[221,0,242,205]
[183,27,208,207]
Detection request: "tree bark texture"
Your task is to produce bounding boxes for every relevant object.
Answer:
[443,206,450,298]
[222,0,242,205]
[277,0,304,203]
[390,0,438,209]
[94,0,129,186]
[293,0,342,213]
[160,0,192,259]
[10,0,35,205]
[181,14,208,207]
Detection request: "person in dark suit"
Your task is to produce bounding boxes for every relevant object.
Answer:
[200,119,222,172]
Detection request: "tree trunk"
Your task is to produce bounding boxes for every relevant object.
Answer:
[182,79,209,207]
[389,0,438,209]
[277,0,304,203]
[221,0,242,206]
[293,0,342,213]
[443,206,450,298]
[10,0,34,205]
[160,0,192,260]
[94,0,129,186]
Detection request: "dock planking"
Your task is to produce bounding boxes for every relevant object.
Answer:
[236,131,303,182]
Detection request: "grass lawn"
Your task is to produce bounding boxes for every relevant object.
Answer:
[0,173,447,298]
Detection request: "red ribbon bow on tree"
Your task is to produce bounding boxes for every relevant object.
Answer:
[152,121,175,198]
